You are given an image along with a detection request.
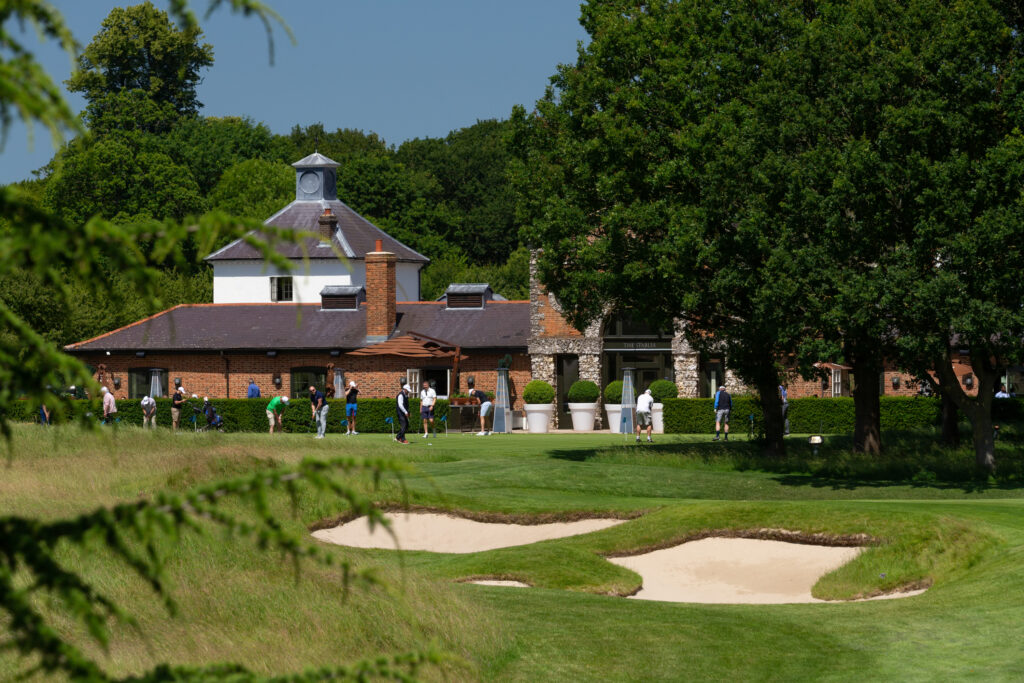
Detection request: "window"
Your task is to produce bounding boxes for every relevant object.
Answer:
[128,368,168,398]
[446,293,483,308]
[831,368,852,397]
[322,294,358,309]
[700,359,724,398]
[271,276,293,302]
[405,369,451,397]
[290,366,326,398]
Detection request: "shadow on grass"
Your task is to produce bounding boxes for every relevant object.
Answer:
[548,430,1024,493]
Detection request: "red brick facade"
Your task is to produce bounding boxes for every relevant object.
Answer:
[534,290,585,339]
[81,350,533,409]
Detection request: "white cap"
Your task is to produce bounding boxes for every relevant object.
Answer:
[349,380,357,387]
[100,386,109,393]
[191,394,198,399]
[402,384,411,391]
[282,396,290,403]
[645,389,652,395]
[203,397,209,402]
[69,385,76,391]
[178,386,185,394]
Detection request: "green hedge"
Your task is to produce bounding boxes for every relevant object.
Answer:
[9,395,1023,435]
[3,397,450,434]
[662,396,765,434]
[658,395,1011,434]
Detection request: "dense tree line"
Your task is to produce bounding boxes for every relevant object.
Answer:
[3,2,527,351]
[511,0,1024,469]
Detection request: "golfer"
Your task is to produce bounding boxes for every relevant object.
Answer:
[141,395,157,428]
[420,379,436,437]
[714,384,731,441]
[470,386,491,436]
[267,395,289,434]
[635,389,654,443]
[395,384,410,444]
[101,386,117,424]
[310,384,328,439]
[171,387,186,430]
[344,381,359,435]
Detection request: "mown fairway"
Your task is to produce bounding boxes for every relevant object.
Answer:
[2,425,1023,680]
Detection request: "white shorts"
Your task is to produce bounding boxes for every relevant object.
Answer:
[480,401,492,417]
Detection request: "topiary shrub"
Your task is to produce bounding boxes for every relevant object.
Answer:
[522,380,555,404]
[648,379,678,402]
[604,380,624,404]
[567,380,600,403]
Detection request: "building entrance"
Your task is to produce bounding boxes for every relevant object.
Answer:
[555,354,579,429]
[602,313,673,392]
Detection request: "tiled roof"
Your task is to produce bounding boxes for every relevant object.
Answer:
[205,199,429,263]
[65,302,529,353]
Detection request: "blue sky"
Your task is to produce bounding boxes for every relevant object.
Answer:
[2,0,587,184]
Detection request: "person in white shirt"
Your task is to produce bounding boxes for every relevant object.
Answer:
[140,395,157,428]
[420,379,437,437]
[995,384,1011,399]
[635,389,655,443]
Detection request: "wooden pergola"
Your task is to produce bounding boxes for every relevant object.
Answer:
[347,332,466,390]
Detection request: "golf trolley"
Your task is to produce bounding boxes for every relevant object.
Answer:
[191,404,225,433]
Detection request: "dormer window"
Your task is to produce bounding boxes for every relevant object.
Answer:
[320,285,364,310]
[443,283,494,309]
[271,276,293,302]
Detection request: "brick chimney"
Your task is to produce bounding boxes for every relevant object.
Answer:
[365,238,396,342]
[317,207,338,245]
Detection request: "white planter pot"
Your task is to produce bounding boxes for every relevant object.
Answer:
[524,404,554,433]
[652,403,665,434]
[605,404,623,433]
[568,402,598,432]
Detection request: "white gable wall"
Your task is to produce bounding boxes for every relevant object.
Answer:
[212,260,421,303]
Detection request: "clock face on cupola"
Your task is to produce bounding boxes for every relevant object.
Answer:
[292,152,339,201]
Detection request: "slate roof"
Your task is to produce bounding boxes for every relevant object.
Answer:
[292,152,340,168]
[205,199,429,263]
[320,285,364,296]
[65,302,530,353]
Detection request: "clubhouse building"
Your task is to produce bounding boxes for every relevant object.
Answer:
[66,152,995,427]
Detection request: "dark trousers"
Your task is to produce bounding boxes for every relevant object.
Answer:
[397,413,409,441]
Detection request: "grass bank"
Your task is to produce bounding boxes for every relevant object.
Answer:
[2,424,1023,680]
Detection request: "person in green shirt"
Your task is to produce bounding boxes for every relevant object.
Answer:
[266,395,290,434]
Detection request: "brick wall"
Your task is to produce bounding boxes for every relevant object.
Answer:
[78,350,532,409]
[783,362,978,399]
[365,246,396,338]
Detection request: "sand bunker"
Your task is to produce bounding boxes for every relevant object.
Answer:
[312,512,624,553]
[468,579,531,588]
[610,537,903,604]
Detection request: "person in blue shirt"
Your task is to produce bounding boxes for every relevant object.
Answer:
[779,384,790,435]
[247,379,261,398]
[713,385,731,441]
